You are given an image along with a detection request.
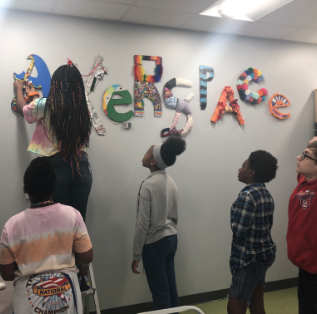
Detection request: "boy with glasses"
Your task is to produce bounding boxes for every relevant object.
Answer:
[228,150,278,314]
[287,140,317,314]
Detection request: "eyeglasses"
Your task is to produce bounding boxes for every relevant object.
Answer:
[299,152,317,162]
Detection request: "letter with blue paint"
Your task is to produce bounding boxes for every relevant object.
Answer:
[199,66,214,110]
[14,54,51,97]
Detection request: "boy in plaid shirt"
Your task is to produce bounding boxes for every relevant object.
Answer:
[227,150,278,314]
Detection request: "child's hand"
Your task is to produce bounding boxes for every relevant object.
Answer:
[131,260,140,274]
[14,80,24,90]
[309,137,317,143]
[25,82,36,95]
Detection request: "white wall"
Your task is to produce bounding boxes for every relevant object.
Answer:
[1,9,316,310]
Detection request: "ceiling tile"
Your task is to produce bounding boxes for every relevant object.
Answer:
[121,6,194,28]
[234,22,300,39]
[257,0,317,28]
[99,0,135,4]
[282,27,317,44]
[0,0,55,12]
[54,0,129,20]
[307,22,317,29]
[134,0,217,14]
[181,15,250,33]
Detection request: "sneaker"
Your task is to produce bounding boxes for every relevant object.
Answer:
[0,282,6,290]
[79,276,94,295]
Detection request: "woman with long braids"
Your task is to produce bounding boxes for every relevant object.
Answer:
[14,61,93,292]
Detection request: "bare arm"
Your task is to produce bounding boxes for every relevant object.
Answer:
[75,248,93,266]
[14,81,27,117]
[14,82,39,117]
[0,262,18,281]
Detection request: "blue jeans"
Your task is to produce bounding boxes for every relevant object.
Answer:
[49,152,92,221]
[229,255,275,303]
[142,235,179,310]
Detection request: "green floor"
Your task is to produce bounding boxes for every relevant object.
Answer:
[188,288,298,314]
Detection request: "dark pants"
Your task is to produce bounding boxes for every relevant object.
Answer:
[49,152,92,221]
[299,269,317,314]
[142,235,179,310]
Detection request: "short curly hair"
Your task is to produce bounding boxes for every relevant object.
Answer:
[24,157,56,201]
[248,150,278,183]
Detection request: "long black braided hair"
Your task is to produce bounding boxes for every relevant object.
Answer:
[44,64,91,172]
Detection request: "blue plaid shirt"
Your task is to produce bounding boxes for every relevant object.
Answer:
[230,183,276,274]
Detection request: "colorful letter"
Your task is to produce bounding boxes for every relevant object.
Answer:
[211,86,244,125]
[103,85,134,122]
[14,54,51,97]
[84,55,107,136]
[134,55,163,117]
[161,78,194,137]
[237,67,268,105]
[199,65,214,110]
[12,54,51,113]
[269,93,291,119]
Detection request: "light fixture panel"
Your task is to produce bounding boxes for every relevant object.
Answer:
[200,0,294,22]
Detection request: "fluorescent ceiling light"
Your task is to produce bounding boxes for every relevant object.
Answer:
[200,0,294,21]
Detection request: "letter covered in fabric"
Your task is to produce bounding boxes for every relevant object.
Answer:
[134,55,163,117]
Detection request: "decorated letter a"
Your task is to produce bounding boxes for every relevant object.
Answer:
[211,86,244,125]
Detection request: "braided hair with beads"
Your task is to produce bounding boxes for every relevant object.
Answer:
[44,64,92,173]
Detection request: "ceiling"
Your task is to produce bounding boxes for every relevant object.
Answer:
[2,0,317,44]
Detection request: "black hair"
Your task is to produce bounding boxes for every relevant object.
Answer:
[24,157,56,202]
[44,64,91,172]
[248,150,278,183]
[161,137,186,167]
[307,142,317,163]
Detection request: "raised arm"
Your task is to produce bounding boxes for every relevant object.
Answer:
[14,81,27,116]
[14,82,40,117]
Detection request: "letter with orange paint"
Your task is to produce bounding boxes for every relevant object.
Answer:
[211,86,244,125]
[269,93,291,119]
